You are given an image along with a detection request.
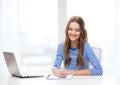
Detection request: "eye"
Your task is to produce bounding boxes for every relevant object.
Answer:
[75,29,80,32]
[68,27,73,31]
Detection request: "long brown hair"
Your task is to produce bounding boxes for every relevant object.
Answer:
[64,16,88,68]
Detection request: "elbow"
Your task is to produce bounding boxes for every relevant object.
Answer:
[90,68,103,76]
[97,69,103,75]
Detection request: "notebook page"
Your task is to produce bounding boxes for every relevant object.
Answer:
[46,74,73,80]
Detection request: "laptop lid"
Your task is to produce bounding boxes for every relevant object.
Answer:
[3,52,21,76]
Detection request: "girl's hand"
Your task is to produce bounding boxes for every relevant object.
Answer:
[62,69,72,75]
[57,71,66,78]
[52,68,66,78]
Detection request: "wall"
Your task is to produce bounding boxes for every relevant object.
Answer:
[58,0,67,42]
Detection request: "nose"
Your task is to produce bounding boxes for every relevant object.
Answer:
[71,30,76,34]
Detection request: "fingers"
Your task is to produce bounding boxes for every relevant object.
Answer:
[58,71,66,78]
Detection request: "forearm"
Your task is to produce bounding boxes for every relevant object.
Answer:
[63,69,90,76]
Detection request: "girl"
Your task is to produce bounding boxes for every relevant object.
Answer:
[52,16,103,77]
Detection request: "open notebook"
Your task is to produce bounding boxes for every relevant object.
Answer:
[46,74,73,80]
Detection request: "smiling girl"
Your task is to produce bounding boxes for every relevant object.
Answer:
[52,16,103,77]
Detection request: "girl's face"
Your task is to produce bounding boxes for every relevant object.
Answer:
[68,22,80,42]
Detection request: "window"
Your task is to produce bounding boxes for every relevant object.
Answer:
[18,0,58,65]
[67,0,115,42]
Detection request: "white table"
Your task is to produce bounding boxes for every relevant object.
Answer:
[0,75,118,85]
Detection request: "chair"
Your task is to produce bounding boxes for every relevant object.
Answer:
[92,47,102,61]
[89,47,102,69]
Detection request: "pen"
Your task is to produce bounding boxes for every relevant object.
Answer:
[46,74,51,78]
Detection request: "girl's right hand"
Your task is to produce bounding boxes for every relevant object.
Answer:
[57,71,66,78]
[52,68,66,78]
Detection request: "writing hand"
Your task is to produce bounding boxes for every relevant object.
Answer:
[57,71,66,78]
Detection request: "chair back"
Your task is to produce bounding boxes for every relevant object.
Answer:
[89,47,102,69]
[92,47,101,61]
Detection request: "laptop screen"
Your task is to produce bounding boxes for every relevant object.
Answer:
[3,52,21,76]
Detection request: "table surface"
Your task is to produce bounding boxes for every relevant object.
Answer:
[0,74,118,85]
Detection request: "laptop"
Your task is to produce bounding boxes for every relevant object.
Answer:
[3,52,44,78]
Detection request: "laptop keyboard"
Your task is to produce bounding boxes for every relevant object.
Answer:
[20,73,44,78]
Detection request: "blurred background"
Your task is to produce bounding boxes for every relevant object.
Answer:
[0,0,120,76]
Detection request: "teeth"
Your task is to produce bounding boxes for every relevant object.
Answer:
[71,35,76,37]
